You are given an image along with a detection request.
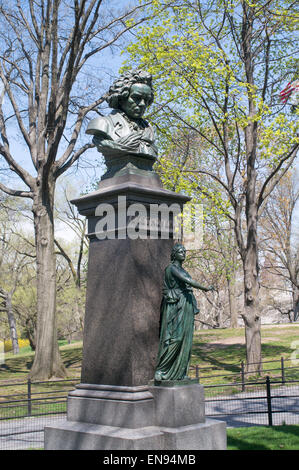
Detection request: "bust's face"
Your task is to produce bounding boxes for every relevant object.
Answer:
[120,83,152,119]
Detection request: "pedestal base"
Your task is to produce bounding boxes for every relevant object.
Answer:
[44,418,225,450]
[44,383,226,450]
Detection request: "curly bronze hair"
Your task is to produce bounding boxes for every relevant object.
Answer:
[106,69,154,110]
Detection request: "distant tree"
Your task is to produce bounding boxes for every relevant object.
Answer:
[0,200,35,353]
[13,269,37,351]
[54,186,88,342]
[260,170,299,322]
[54,187,88,289]
[153,128,241,328]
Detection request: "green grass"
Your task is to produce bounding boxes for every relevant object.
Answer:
[0,340,82,381]
[190,324,299,384]
[0,341,82,418]
[0,399,67,420]
[1,323,299,386]
[227,425,299,450]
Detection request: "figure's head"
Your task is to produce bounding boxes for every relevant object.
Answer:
[171,243,186,263]
[106,70,154,119]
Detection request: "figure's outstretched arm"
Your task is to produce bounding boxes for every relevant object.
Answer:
[193,282,215,292]
[171,265,214,291]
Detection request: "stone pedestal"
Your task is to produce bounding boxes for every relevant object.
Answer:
[44,162,226,450]
[68,169,189,388]
[44,383,226,450]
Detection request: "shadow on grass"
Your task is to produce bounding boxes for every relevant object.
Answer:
[227,435,269,450]
[0,356,34,379]
[273,424,299,439]
[191,342,245,374]
[191,342,292,375]
[0,346,82,380]
[60,347,82,368]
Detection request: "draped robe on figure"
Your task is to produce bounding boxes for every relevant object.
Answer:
[155,263,199,381]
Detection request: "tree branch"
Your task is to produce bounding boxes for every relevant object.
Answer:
[55,143,95,178]
[0,182,33,199]
[257,143,299,211]
[182,168,238,208]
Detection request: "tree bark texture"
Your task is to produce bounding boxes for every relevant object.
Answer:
[6,293,19,355]
[292,285,299,322]
[243,255,262,373]
[227,277,238,329]
[30,176,66,379]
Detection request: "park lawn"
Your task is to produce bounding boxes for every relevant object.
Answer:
[1,329,299,444]
[193,324,299,364]
[1,324,299,385]
[190,324,299,384]
[0,340,82,381]
[227,425,299,450]
[0,341,82,417]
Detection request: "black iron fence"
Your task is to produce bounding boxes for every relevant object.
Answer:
[204,377,299,428]
[0,377,79,421]
[190,356,299,387]
[0,377,79,450]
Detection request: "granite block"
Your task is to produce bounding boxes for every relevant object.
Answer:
[67,384,155,428]
[149,384,205,428]
[44,421,164,450]
[161,419,227,450]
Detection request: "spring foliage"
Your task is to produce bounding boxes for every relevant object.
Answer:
[125,0,298,209]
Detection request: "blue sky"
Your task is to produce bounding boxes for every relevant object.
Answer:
[0,22,131,198]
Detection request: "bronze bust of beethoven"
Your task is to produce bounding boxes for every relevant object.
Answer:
[86,70,158,160]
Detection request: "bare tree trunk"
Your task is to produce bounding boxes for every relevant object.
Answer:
[227,277,238,328]
[243,306,262,374]
[25,317,36,351]
[241,2,261,373]
[292,285,299,322]
[6,292,19,355]
[227,235,238,328]
[242,249,262,374]
[30,176,66,380]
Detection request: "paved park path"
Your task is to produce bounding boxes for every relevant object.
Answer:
[205,384,299,427]
[0,415,65,450]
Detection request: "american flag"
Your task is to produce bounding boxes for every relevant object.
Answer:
[280,80,299,105]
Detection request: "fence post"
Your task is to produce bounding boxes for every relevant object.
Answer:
[27,378,32,416]
[266,376,273,426]
[281,357,285,384]
[195,365,199,379]
[241,361,245,392]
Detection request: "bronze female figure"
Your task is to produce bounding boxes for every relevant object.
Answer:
[155,243,214,382]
